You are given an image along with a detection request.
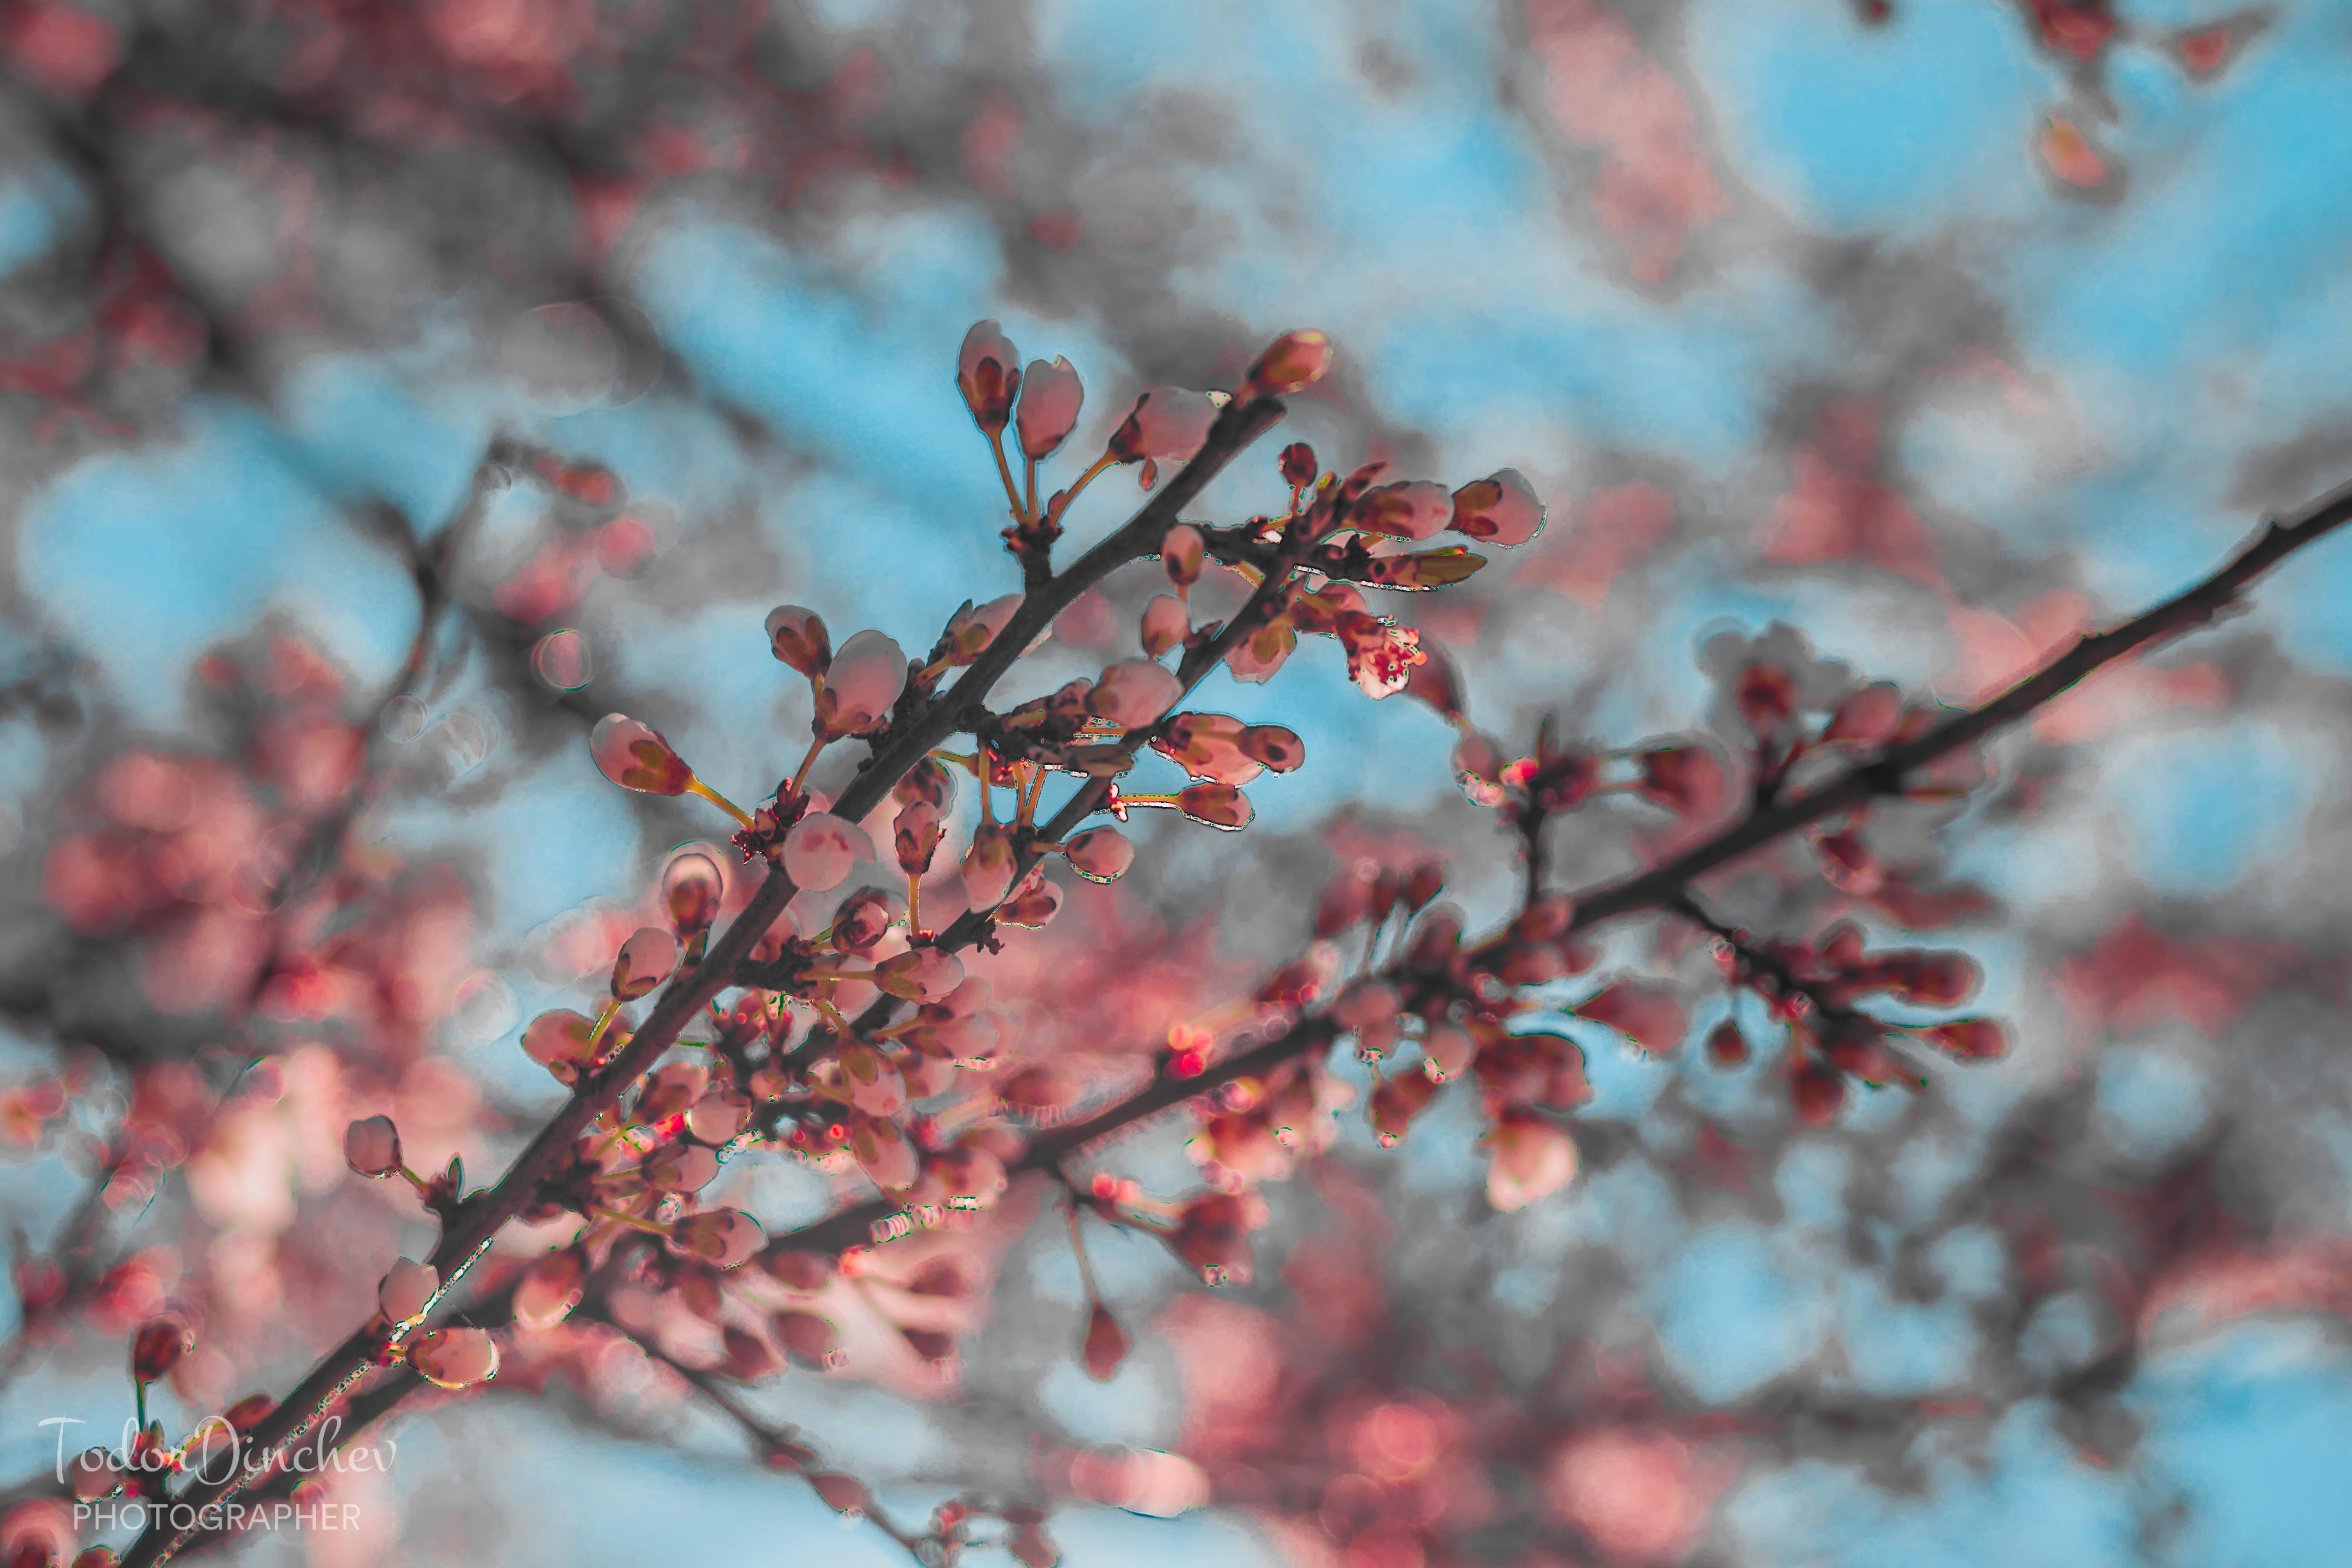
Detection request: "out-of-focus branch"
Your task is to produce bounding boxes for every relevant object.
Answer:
[574,1305,928,1565]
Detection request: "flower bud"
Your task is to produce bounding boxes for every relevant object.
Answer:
[1140,594,1188,659]
[610,926,681,1001]
[1108,388,1219,464]
[131,1316,191,1383]
[894,801,944,876]
[946,593,1025,664]
[723,1324,782,1382]
[772,1308,840,1365]
[1064,827,1133,884]
[829,887,900,953]
[1422,1023,1477,1082]
[644,1142,721,1192]
[69,1448,120,1503]
[409,1326,499,1390]
[961,823,1017,908]
[514,1250,586,1328]
[1447,468,1544,546]
[662,852,723,940]
[675,1209,766,1268]
[1161,524,1205,587]
[998,875,1063,929]
[876,947,963,1001]
[811,1473,871,1517]
[1239,724,1303,772]
[688,1091,750,1144]
[1083,1301,1129,1380]
[837,1044,906,1116]
[522,1009,598,1074]
[343,1115,402,1178]
[1088,660,1183,729]
[1356,480,1452,541]
[784,813,873,893]
[590,715,695,794]
[1483,1109,1578,1212]
[957,320,1021,432]
[850,1112,920,1191]
[1015,355,1085,459]
[814,630,909,737]
[223,1394,274,1429]
[765,605,831,677]
[1279,441,1318,488]
[893,756,956,810]
[1243,328,1332,397]
[1176,782,1252,830]
[377,1259,438,1325]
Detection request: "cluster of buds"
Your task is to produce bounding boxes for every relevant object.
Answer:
[1696,919,2007,1124]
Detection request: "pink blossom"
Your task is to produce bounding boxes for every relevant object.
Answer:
[1422,1024,1478,1082]
[1015,355,1084,459]
[784,813,873,892]
[1448,468,1545,546]
[1343,619,1426,699]
[1109,389,1221,463]
[957,319,1020,432]
[378,1258,437,1325]
[814,630,908,737]
[1088,659,1184,729]
[590,715,694,794]
[765,605,831,677]
[610,926,680,1000]
[410,1326,499,1390]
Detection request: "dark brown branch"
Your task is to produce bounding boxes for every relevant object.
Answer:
[122,399,1292,1568]
[766,473,2352,1258]
[1548,477,2352,935]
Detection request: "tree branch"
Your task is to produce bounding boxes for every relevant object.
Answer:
[119,396,1292,1568]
